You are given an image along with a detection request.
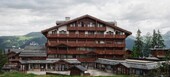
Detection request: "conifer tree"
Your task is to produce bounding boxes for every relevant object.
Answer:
[151,29,157,48]
[0,49,7,72]
[143,32,152,57]
[132,29,143,57]
[157,30,165,48]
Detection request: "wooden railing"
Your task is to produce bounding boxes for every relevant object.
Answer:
[67,26,106,31]
[47,34,126,39]
[47,50,125,55]
[77,58,97,62]
[47,41,125,48]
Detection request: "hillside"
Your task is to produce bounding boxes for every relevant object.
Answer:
[163,31,170,48]
[0,32,46,49]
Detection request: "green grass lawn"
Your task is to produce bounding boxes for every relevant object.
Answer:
[0,72,133,77]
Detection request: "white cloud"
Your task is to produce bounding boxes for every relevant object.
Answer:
[0,0,170,36]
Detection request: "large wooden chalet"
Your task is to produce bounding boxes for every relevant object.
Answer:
[41,15,132,66]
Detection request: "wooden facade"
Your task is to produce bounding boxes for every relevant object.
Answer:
[151,48,170,58]
[68,65,87,76]
[42,15,132,65]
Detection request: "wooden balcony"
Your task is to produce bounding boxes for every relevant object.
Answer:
[47,50,88,54]
[48,41,125,48]
[67,26,106,31]
[95,50,125,55]
[77,58,97,62]
[47,34,126,39]
[48,50,125,55]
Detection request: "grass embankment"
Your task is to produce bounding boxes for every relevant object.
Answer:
[0,72,132,77]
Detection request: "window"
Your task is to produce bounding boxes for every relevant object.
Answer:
[115,31,122,35]
[106,31,113,35]
[96,41,105,44]
[51,30,57,34]
[77,47,86,51]
[96,31,104,34]
[88,31,95,35]
[97,23,104,27]
[59,30,66,34]
[86,48,95,51]
[70,23,76,27]
[89,22,95,27]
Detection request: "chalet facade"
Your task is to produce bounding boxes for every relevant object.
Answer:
[41,15,132,66]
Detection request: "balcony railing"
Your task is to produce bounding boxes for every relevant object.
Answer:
[67,26,106,31]
[77,58,97,62]
[47,50,125,55]
[47,34,126,39]
[47,41,125,48]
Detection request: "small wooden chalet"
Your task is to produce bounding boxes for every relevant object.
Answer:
[95,58,160,75]
[19,59,81,71]
[68,65,87,76]
[151,48,170,59]
[3,49,23,71]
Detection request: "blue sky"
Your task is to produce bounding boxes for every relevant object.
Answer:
[0,0,170,36]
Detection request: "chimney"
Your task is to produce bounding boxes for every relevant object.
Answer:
[114,20,117,26]
[65,17,70,21]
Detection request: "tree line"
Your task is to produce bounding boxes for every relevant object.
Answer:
[131,29,165,58]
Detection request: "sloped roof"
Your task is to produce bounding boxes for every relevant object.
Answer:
[68,65,87,72]
[120,62,159,70]
[150,48,170,51]
[5,49,23,54]
[20,59,81,64]
[96,58,160,70]
[64,59,81,64]
[95,58,125,65]
[41,15,132,35]
[20,60,57,64]
[19,50,47,57]
[19,45,47,57]
[24,45,45,50]
[56,59,81,64]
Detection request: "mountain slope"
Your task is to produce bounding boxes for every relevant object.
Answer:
[163,31,170,48]
[0,32,47,49]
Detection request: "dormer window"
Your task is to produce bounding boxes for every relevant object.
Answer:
[52,30,57,34]
[59,30,66,34]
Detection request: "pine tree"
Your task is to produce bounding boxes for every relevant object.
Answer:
[157,30,165,48]
[151,29,157,48]
[0,49,7,72]
[132,29,143,57]
[143,32,152,57]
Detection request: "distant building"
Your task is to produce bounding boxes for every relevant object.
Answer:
[150,48,170,59]
[68,65,87,76]
[95,58,160,75]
